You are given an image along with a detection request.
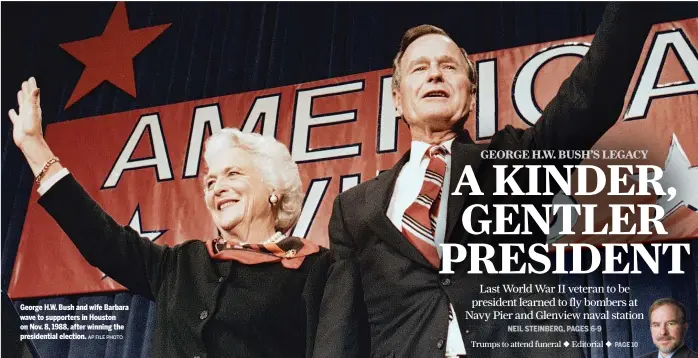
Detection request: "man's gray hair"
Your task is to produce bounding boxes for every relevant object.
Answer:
[204,128,303,233]
[391,24,478,93]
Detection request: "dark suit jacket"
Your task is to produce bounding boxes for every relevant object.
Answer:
[315,3,655,358]
[40,175,332,358]
[639,345,698,358]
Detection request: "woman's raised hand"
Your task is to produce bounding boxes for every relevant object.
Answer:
[8,77,63,182]
[8,77,43,150]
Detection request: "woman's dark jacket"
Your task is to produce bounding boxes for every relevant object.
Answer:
[39,174,332,358]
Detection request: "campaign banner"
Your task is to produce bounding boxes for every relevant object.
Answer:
[9,18,698,299]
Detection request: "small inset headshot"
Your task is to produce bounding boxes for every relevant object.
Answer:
[638,298,697,358]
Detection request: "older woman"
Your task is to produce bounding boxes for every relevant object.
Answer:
[8,77,332,358]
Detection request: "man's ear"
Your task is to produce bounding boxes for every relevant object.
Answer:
[392,89,403,118]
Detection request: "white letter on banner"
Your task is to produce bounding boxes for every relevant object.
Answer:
[183,104,223,178]
[625,29,698,120]
[513,44,589,125]
[378,75,399,153]
[476,59,497,140]
[292,178,331,238]
[340,174,360,193]
[103,114,173,188]
[291,81,364,163]
[241,94,281,137]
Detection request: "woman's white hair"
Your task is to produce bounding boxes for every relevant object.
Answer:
[203,128,303,232]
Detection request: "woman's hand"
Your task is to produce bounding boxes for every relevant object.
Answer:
[8,77,43,150]
[8,77,63,181]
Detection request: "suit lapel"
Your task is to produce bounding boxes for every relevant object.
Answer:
[675,345,692,358]
[366,151,434,269]
[445,132,484,242]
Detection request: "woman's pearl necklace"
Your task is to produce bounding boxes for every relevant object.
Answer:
[262,231,286,244]
[221,231,286,245]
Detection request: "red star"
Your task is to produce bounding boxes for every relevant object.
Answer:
[59,2,170,108]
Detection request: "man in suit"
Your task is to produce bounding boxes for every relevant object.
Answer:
[314,3,656,357]
[638,298,698,358]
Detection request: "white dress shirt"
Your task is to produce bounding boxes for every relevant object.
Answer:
[386,138,466,356]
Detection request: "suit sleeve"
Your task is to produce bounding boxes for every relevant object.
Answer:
[38,174,172,300]
[302,249,333,358]
[312,195,370,358]
[524,2,655,151]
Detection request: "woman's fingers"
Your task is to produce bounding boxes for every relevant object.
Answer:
[21,81,29,102]
[12,78,40,125]
[31,88,40,106]
[27,78,40,106]
[8,109,18,125]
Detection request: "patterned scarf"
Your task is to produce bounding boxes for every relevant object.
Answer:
[205,236,320,269]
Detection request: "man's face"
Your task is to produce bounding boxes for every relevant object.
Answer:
[393,34,474,134]
[650,304,688,354]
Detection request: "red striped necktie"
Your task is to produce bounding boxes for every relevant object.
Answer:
[402,145,448,268]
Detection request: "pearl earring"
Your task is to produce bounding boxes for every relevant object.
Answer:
[269,194,279,205]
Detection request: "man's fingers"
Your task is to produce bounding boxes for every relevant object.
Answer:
[35,88,41,107]
[28,77,37,91]
[17,90,24,106]
[8,109,18,124]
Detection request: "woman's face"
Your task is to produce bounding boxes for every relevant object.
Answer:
[203,146,275,236]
